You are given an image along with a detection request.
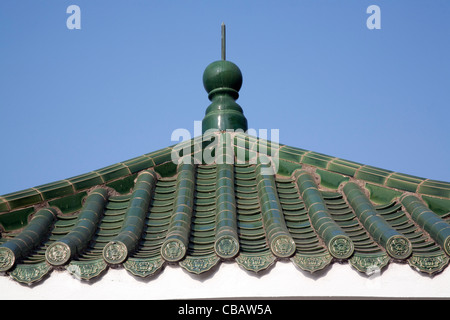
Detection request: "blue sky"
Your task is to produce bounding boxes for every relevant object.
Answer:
[0,0,449,195]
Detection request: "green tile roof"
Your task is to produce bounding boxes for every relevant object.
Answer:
[0,132,449,284]
[1,55,449,285]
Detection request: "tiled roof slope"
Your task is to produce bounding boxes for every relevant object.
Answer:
[0,132,449,285]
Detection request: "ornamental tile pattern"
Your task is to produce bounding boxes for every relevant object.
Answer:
[1,53,449,285]
[0,132,449,284]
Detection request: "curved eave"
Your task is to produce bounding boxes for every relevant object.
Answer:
[0,147,174,231]
[278,145,450,199]
[1,132,449,231]
[0,132,449,284]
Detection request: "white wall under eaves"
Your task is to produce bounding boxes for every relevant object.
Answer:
[0,261,449,299]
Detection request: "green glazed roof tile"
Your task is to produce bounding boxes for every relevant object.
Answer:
[105,174,138,195]
[385,173,422,193]
[0,207,35,231]
[94,163,131,183]
[422,195,450,216]
[1,55,449,285]
[154,161,178,177]
[48,192,87,214]
[0,197,10,214]
[145,147,174,166]
[2,188,43,211]
[0,132,448,282]
[277,159,302,176]
[278,148,303,164]
[354,165,393,185]
[421,179,450,190]
[327,158,363,177]
[68,172,104,191]
[301,151,334,169]
[279,146,309,162]
[122,155,156,174]
[1,151,449,283]
[418,180,450,198]
[34,180,75,201]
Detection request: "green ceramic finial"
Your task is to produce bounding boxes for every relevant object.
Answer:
[202,24,248,133]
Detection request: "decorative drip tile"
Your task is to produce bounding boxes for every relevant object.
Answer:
[0,197,10,214]
[67,259,108,281]
[235,252,276,273]
[365,184,402,205]
[354,165,393,185]
[291,252,332,273]
[179,254,220,274]
[349,252,390,275]
[124,257,165,278]
[9,262,52,284]
[0,207,35,231]
[408,252,449,275]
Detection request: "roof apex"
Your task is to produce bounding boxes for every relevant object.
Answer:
[201,24,248,133]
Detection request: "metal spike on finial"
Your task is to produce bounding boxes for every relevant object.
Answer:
[221,22,226,60]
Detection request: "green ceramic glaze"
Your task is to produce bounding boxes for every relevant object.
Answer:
[202,60,248,133]
[343,182,412,260]
[294,170,354,259]
[0,42,449,284]
[214,164,239,259]
[0,207,57,272]
[401,195,450,256]
[103,170,158,265]
[256,159,295,258]
[46,188,108,266]
[161,161,196,262]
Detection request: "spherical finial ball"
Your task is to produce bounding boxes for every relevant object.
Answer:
[203,60,243,95]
